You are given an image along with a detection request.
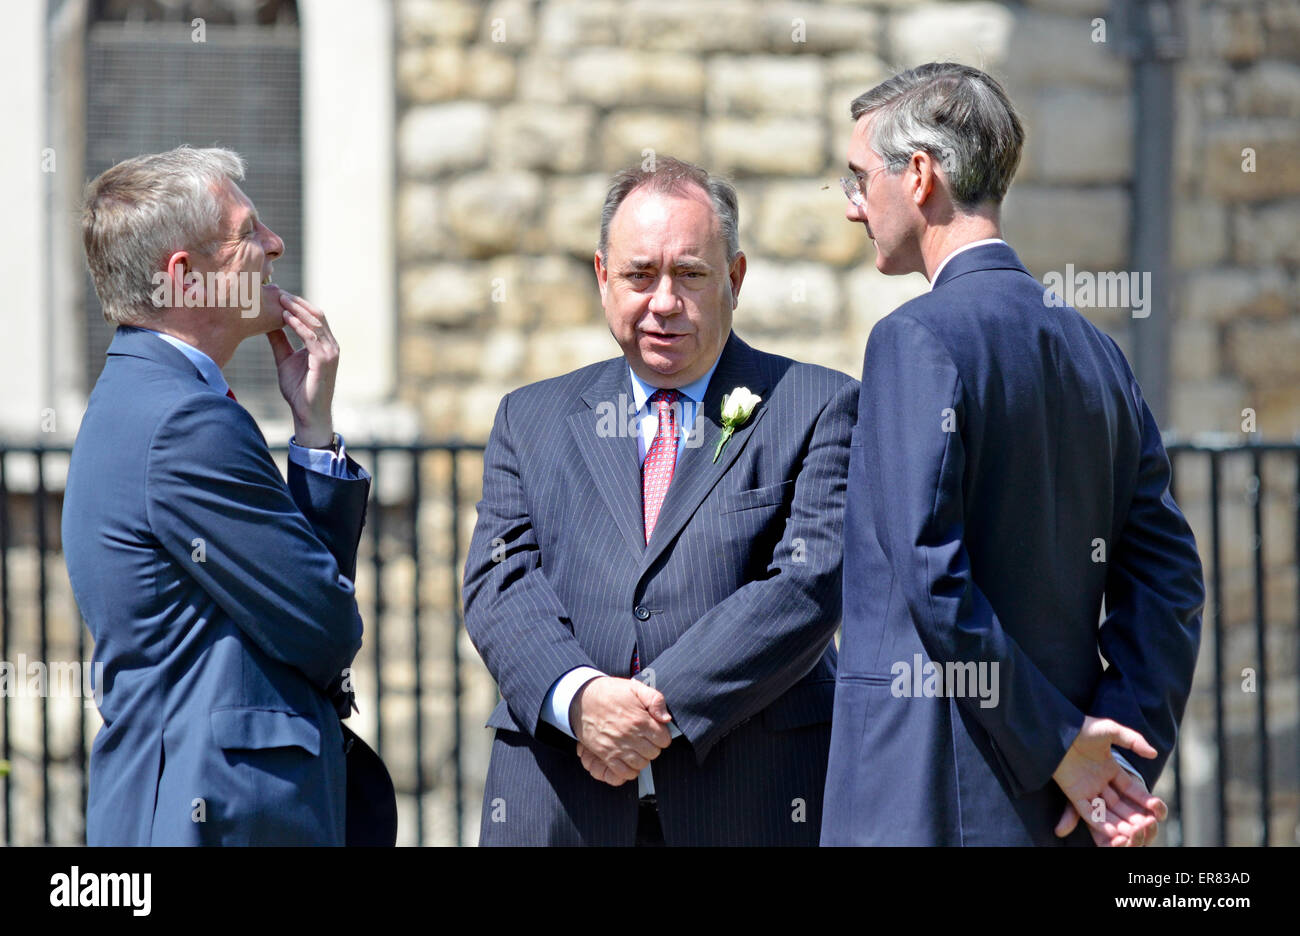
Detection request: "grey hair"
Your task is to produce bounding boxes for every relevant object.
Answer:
[597,156,740,261]
[850,63,1024,209]
[82,145,247,324]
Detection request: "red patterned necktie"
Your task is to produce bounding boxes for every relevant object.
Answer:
[642,388,680,544]
[225,388,237,401]
[637,387,681,670]
[635,388,680,675]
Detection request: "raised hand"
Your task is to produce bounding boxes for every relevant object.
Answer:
[266,291,338,448]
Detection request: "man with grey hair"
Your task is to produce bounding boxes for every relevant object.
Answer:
[63,146,395,845]
[822,63,1203,846]
[464,155,857,845]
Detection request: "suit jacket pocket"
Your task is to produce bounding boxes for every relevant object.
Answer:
[719,480,795,514]
[210,707,322,756]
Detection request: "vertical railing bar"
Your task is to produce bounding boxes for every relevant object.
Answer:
[1250,448,1269,846]
[76,578,87,845]
[448,450,464,847]
[410,449,424,846]
[1294,447,1300,845]
[1168,450,1184,846]
[370,447,384,760]
[1210,450,1226,846]
[0,450,10,846]
[35,450,50,844]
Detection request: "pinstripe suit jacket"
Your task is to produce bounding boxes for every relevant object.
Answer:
[464,331,858,845]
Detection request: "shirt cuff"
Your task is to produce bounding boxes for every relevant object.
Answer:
[540,666,605,739]
[288,433,367,480]
[1112,749,1147,788]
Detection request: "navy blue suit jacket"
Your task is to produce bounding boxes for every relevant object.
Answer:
[463,332,858,845]
[64,327,372,845]
[822,243,1204,845]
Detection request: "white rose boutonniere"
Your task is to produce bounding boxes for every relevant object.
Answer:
[714,387,761,463]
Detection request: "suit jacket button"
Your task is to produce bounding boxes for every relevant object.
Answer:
[634,606,651,621]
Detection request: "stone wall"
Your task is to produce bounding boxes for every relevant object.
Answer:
[390,0,1300,845]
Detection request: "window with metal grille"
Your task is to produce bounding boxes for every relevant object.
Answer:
[83,0,301,421]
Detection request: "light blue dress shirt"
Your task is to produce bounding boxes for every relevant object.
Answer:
[135,327,365,481]
[539,355,722,798]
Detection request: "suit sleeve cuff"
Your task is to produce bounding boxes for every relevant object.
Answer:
[540,666,605,739]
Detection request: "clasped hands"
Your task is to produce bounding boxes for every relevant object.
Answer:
[570,676,674,786]
[1053,715,1168,847]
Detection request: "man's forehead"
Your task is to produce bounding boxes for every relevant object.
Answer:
[607,185,722,253]
[848,114,877,169]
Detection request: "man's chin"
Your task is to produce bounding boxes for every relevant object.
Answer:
[238,286,286,333]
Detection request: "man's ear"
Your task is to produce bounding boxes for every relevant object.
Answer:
[593,249,609,303]
[166,250,189,279]
[911,151,936,208]
[161,250,194,309]
[727,251,747,310]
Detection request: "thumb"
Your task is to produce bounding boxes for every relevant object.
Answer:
[266,328,294,366]
[1104,721,1158,760]
[1055,803,1079,838]
[630,680,671,721]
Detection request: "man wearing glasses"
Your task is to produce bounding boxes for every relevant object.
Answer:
[822,63,1204,847]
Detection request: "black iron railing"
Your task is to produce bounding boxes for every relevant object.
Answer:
[0,439,1296,846]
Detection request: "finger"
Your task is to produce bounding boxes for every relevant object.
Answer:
[280,304,321,345]
[1114,773,1167,823]
[278,291,323,329]
[266,328,294,366]
[603,758,638,783]
[1055,803,1079,838]
[616,750,651,773]
[1105,721,1158,760]
[631,712,672,748]
[630,681,673,722]
[1074,795,1121,840]
[624,734,664,761]
[1108,801,1152,845]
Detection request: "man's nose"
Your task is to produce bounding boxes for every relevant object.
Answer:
[261,224,285,262]
[648,274,678,314]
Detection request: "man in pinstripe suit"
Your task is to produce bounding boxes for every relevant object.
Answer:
[463,157,858,845]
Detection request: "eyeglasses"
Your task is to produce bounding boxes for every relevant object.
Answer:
[839,165,891,207]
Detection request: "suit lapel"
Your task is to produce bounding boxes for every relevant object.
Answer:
[569,358,646,559]
[640,332,769,572]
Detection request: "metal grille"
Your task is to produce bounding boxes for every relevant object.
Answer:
[83,21,302,420]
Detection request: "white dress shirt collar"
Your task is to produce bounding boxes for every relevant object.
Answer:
[627,349,722,413]
[928,237,1008,291]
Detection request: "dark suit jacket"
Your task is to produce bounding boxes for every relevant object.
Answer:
[822,242,1204,846]
[63,326,392,845]
[463,331,858,845]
